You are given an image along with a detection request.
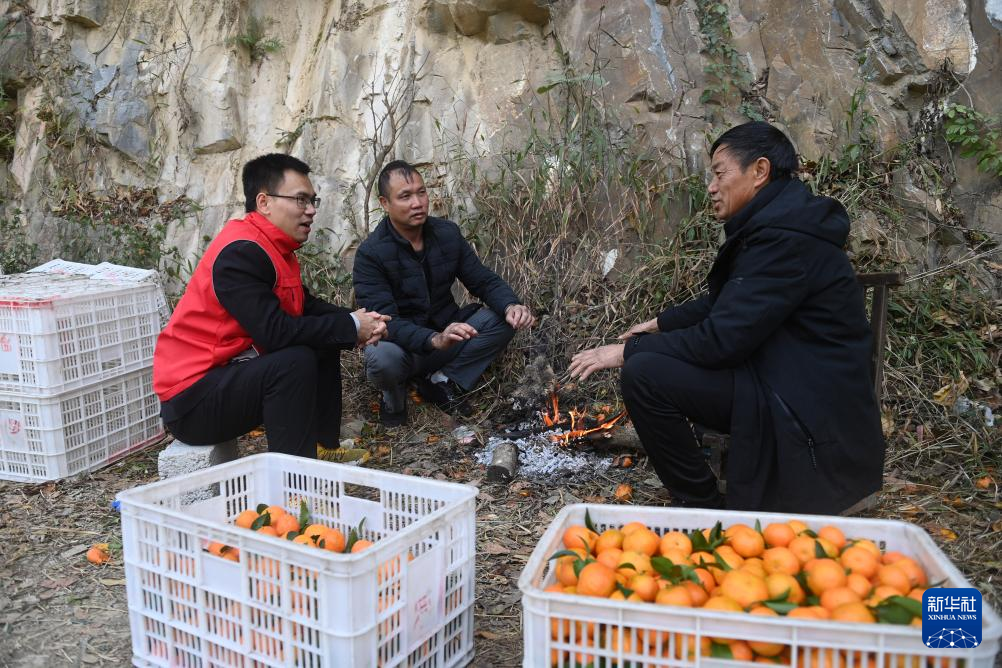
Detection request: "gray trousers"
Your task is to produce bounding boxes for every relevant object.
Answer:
[364,307,515,412]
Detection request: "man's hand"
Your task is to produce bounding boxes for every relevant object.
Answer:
[505,304,536,330]
[568,344,626,381]
[354,308,391,347]
[431,322,478,350]
[617,317,659,340]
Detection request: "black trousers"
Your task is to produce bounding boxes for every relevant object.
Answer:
[620,351,733,507]
[163,346,342,459]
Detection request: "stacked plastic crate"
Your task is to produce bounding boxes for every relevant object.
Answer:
[0,260,167,482]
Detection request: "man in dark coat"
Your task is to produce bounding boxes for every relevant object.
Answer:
[353,160,535,426]
[569,122,884,514]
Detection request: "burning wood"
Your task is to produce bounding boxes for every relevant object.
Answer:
[539,389,628,445]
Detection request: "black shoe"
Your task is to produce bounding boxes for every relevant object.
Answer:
[415,377,474,417]
[379,399,407,427]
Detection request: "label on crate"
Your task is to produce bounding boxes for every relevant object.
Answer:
[0,334,19,374]
[340,495,383,534]
[0,411,28,451]
[404,544,445,653]
[922,587,982,649]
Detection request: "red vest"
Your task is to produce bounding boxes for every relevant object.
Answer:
[153,212,304,401]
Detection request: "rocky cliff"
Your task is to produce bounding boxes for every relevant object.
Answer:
[0,0,999,275]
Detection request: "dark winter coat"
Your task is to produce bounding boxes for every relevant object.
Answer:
[623,177,885,514]
[353,216,520,353]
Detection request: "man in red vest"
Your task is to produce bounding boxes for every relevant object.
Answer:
[153,154,389,458]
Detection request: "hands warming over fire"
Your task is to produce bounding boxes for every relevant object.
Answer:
[568,344,625,381]
[504,304,536,330]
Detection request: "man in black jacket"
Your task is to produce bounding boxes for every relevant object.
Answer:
[353,161,535,426]
[569,122,884,514]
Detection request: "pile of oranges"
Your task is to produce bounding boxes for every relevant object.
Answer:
[204,503,373,563]
[545,517,931,665]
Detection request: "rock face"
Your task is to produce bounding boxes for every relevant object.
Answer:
[0,0,998,265]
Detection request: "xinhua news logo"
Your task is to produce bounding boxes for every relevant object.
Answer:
[922,588,982,649]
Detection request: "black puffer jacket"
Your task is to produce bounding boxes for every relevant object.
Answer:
[624,177,885,514]
[353,216,520,353]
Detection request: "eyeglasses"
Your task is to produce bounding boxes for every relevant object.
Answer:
[267,193,321,209]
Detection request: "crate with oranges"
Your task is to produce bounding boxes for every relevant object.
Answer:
[519,504,1001,668]
[118,453,476,667]
[200,500,376,563]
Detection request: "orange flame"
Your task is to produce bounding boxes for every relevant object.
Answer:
[540,390,626,445]
[541,390,561,427]
[551,409,627,445]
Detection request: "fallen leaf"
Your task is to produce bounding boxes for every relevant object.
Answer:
[482,543,508,555]
[614,484,633,502]
[41,577,77,589]
[932,373,969,408]
[981,560,1002,569]
[476,630,503,640]
[880,410,895,438]
[935,527,958,541]
[248,428,265,438]
[992,520,1002,533]
[61,544,91,559]
[426,435,441,444]
[975,476,994,490]
[930,309,959,326]
[98,578,127,586]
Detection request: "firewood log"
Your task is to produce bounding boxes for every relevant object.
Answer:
[486,442,520,482]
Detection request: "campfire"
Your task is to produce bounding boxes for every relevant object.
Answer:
[540,388,628,445]
[479,357,638,483]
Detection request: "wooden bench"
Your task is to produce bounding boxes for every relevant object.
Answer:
[702,271,904,515]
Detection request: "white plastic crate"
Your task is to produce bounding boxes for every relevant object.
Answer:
[117,453,477,668]
[0,272,165,396]
[0,365,163,482]
[28,258,171,324]
[518,504,1002,668]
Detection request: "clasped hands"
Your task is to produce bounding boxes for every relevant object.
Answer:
[568,317,658,381]
[353,308,392,347]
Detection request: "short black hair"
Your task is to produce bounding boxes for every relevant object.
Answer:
[710,121,798,181]
[377,160,420,198]
[242,153,311,213]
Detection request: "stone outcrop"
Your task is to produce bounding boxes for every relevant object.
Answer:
[0,0,998,268]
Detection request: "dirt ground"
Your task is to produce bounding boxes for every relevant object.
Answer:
[1,396,1000,667]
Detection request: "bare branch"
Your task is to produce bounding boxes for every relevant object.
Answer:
[354,41,429,239]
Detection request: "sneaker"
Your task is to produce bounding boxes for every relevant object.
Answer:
[415,377,473,417]
[378,398,407,427]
